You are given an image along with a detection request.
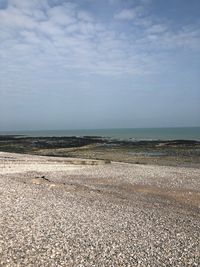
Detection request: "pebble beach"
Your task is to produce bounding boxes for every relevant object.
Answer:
[0,152,199,266]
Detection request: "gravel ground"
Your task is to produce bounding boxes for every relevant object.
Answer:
[0,152,199,266]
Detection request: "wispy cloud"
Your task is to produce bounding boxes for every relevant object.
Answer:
[114,7,142,20]
[0,0,199,82]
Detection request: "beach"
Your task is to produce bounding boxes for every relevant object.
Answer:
[0,151,199,266]
[1,0,199,264]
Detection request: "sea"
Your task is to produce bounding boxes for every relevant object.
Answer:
[0,127,200,141]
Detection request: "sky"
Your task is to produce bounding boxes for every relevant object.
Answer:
[0,0,200,131]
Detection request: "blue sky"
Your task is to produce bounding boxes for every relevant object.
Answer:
[0,0,200,130]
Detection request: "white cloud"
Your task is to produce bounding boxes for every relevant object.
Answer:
[0,6,37,29]
[20,30,41,44]
[147,24,167,34]
[8,0,44,9]
[39,20,64,37]
[47,4,76,26]
[114,7,143,20]
[77,10,94,22]
[114,8,137,20]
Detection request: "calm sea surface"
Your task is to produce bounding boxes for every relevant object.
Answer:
[1,127,200,141]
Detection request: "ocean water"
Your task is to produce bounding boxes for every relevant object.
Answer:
[0,127,200,141]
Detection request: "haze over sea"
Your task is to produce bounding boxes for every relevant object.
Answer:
[1,127,200,141]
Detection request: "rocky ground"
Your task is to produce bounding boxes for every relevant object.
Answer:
[0,152,199,266]
[0,135,200,168]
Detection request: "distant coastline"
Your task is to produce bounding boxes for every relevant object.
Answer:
[0,127,200,141]
[0,134,200,168]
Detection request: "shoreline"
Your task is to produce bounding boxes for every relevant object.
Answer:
[0,126,200,141]
[0,135,200,168]
[1,134,200,142]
